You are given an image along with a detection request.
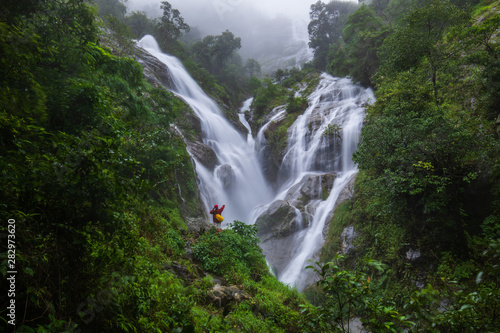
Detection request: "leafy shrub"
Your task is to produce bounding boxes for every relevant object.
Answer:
[253,79,285,118]
[286,93,309,114]
[192,221,269,283]
[306,255,414,333]
[162,228,186,257]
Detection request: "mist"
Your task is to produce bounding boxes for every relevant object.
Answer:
[126,0,327,72]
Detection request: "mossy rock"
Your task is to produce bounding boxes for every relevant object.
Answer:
[255,200,299,241]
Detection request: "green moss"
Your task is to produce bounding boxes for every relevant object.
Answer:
[321,201,354,261]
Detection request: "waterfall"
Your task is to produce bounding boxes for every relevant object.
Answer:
[137,35,374,290]
[258,75,374,290]
[137,35,272,225]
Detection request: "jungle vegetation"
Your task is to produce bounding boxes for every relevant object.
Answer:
[1,0,499,332]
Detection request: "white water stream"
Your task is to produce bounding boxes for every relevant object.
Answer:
[138,35,272,224]
[137,35,374,289]
[257,76,374,288]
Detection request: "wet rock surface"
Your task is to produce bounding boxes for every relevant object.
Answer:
[340,226,358,255]
[216,164,235,189]
[186,216,211,232]
[285,173,336,210]
[256,199,304,278]
[187,141,218,171]
[256,173,339,279]
[256,200,300,241]
[136,48,174,89]
[207,284,251,308]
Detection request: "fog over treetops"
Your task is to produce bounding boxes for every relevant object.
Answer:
[127,0,328,72]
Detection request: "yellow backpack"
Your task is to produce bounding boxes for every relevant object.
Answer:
[215,214,224,222]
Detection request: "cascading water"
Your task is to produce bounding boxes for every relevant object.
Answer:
[137,35,272,224]
[137,35,374,290]
[255,75,374,290]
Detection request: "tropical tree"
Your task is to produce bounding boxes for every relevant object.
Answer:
[245,58,261,78]
[308,0,359,70]
[190,30,241,74]
[211,30,242,70]
[124,11,155,39]
[327,4,389,86]
[93,0,127,19]
[1,0,44,21]
[353,66,493,254]
[378,0,467,105]
[304,256,413,332]
[155,1,190,53]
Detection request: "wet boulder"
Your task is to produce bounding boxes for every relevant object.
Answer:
[256,174,338,279]
[207,284,251,308]
[340,226,357,254]
[186,216,211,232]
[308,105,330,133]
[187,141,218,171]
[136,49,174,88]
[285,173,336,210]
[216,164,235,189]
[255,200,305,278]
[256,200,301,241]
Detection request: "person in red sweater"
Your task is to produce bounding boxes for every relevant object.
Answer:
[209,204,225,231]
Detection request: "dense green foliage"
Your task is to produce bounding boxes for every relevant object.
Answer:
[0,0,200,329]
[191,31,242,75]
[304,256,413,333]
[193,221,268,284]
[0,1,308,331]
[327,4,390,87]
[308,0,360,70]
[312,0,500,330]
[2,0,499,331]
[353,0,500,253]
[188,30,249,107]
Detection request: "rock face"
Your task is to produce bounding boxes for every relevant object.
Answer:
[256,172,359,283]
[185,216,212,232]
[216,164,235,189]
[256,173,337,277]
[207,284,251,308]
[136,48,174,89]
[406,249,421,261]
[259,109,288,183]
[340,226,357,254]
[187,141,218,171]
[285,173,336,211]
[256,200,302,241]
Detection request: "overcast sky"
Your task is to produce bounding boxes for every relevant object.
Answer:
[127,0,358,70]
[127,0,320,22]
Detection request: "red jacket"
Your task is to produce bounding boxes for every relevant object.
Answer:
[210,205,225,223]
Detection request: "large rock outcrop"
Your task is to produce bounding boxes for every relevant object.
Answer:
[256,172,358,283]
[256,173,337,277]
[256,200,302,241]
[187,141,218,171]
[216,164,236,189]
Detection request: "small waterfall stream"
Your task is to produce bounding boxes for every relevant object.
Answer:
[137,35,374,290]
